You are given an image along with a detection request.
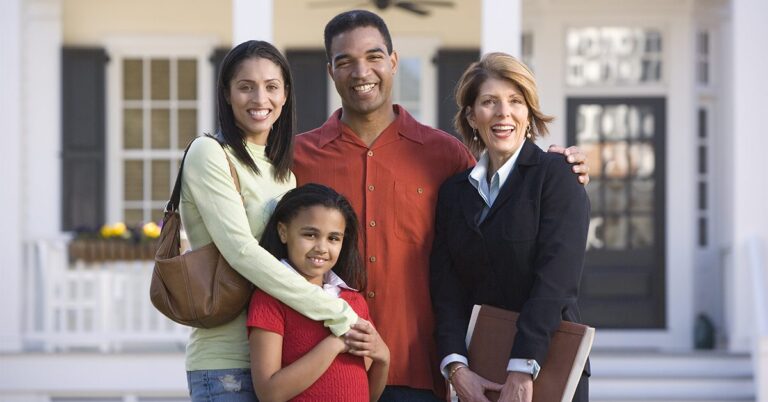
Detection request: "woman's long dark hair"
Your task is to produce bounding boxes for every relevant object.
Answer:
[260,184,366,291]
[216,40,295,182]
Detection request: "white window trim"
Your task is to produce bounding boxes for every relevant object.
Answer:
[104,35,218,224]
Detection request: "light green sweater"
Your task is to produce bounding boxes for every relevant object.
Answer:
[180,137,358,371]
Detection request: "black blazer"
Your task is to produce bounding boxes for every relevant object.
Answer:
[430,139,590,370]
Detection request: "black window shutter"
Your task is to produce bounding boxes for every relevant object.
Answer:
[436,49,480,137]
[286,49,328,134]
[210,47,230,131]
[61,47,108,231]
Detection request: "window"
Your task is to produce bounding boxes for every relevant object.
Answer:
[106,39,216,226]
[521,31,534,72]
[566,27,663,86]
[696,31,710,86]
[696,107,709,247]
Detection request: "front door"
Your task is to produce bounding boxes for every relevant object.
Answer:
[567,97,666,328]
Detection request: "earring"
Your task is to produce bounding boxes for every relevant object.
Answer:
[526,124,532,139]
[472,128,478,141]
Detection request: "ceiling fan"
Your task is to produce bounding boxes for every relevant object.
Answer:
[309,0,455,16]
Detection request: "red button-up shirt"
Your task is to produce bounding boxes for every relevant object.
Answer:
[293,106,475,393]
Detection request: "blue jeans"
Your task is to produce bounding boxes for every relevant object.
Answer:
[187,368,257,402]
[378,386,442,402]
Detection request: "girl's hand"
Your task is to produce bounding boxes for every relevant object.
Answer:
[497,371,533,402]
[450,365,503,402]
[344,319,390,363]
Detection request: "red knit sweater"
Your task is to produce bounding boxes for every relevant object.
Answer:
[247,288,370,401]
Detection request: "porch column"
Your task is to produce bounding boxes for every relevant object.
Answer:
[232,0,273,45]
[23,0,62,239]
[727,0,768,359]
[0,0,23,353]
[481,0,521,57]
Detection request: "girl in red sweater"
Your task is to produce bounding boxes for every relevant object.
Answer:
[247,183,390,402]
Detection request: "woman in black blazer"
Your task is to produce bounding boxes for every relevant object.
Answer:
[430,53,590,402]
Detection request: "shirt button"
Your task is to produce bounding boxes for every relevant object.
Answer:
[369,256,376,263]
[368,185,375,191]
[367,291,376,298]
[369,220,376,227]
[417,187,424,194]
[367,150,374,157]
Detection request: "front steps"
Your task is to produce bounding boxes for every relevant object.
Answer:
[589,350,755,401]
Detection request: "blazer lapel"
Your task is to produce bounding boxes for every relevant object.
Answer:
[483,140,541,223]
[459,179,486,234]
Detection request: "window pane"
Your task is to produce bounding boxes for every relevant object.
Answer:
[605,180,627,213]
[641,110,656,138]
[151,59,170,100]
[630,215,654,248]
[576,105,602,143]
[629,142,655,178]
[151,109,170,149]
[604,215,628,250]
[602,141,629,178]
[178,109,198,148]
[631,179,654,212]
[178,59,198,100]
[124,160,143,201]
[567,27,662,86]
[152,160,171,201]
[399,58,420,102]
[586,178,602,212]
[123,208,144,226]
[601,106,631,140]
[123,59,143,100]
[123,108,143,149]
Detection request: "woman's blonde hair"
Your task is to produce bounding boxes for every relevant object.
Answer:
[453,52,554,155]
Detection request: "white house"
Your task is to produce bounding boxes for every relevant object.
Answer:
[1,0,766,400]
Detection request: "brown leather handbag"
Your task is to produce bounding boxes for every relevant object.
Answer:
[150,137,254,328]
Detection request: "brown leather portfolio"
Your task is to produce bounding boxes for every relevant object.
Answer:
[464,304,595,402]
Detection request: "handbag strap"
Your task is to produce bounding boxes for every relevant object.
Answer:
[165,135,242,212]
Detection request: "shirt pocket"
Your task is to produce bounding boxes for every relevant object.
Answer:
[393,180,436,244]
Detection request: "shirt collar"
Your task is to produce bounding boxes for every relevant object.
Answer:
[279,259,357,297]
[316,105,424,148]
[468,144,523,202]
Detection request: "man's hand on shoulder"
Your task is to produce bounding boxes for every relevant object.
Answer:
[547,144,590,185]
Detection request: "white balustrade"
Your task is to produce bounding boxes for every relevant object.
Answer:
[748,237,768,402]
[22,239,188,352]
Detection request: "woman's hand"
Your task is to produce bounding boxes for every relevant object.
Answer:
[548,144,590,185]
[497,371,533,402]
[345,318,390,364]
[450,364,503,402]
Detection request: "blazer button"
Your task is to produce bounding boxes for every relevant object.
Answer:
[367,291,376,298]
[367,150,374,157]
[369,256,377,263]
[369,220,376,227]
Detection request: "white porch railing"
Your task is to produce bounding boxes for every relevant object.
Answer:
[22,238,189,352]
[748,236,768,402]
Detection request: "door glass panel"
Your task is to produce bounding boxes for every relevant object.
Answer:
[568,97,665,328]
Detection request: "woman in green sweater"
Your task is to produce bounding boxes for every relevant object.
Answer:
[181,40,359,401]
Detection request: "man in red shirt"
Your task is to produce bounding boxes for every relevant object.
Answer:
[293,10,589,401]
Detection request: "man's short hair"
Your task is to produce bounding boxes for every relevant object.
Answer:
[324,9,393,62]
